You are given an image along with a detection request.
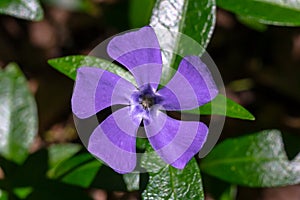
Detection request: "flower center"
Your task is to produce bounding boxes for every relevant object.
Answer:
[140,94,154,109]
[130,84,164,125]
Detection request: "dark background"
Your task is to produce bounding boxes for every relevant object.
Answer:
[0,0,299,199]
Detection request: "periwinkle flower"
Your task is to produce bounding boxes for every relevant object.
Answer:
[72,26,218,173]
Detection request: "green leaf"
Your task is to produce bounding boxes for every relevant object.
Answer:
[217,0,300,26]
[142,159,204,200]
[136,138,149,150]
[13,187,33,199]
[219,185,237,200]
[48,144,82,168]
[48,55,136,85]
[291,153,300,172]
[42,0,97,14]
[61,160,102,188]
[0,189,8,200]
[184,94,255,120]
[129,0,155,28]
[123,173,140,191]
[51,153,94,178]
[51,153,102,188]
[0,63,38,164]
[201,130,300,187]
[150,0,216,84]
[201,175,236,200]
[141,146,204,200]
[0,0,43,21]
[237,15,268,32]
[47,143,82,177]
[1,148,92,199]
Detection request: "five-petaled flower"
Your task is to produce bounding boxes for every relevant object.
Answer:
[72,26,218,173]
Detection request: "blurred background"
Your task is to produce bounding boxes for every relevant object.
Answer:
[0,0,300,199]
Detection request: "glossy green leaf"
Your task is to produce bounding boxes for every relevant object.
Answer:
[150,0,216,84]
[48,55,136,85]
[141,146,204,200]
[201,130,300,187]
[0,63,38,164]
[129,0,155,28]
[291,153,300,171]
[51,153,102,188]
[217,0,300,26]
[123,173,140,191]
[0,0,43,21]
[184,94,255,120]
[142,159,204,200]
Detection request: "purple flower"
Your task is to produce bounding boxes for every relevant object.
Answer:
[72,26,218,173]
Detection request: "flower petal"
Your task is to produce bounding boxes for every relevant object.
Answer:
[72,67,136,119]
[88,107,141,173]
[157,56,218,110]
[107,26,162,88]
[144,111,208,169]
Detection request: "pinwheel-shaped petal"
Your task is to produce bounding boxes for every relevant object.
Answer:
[72,26,218,173]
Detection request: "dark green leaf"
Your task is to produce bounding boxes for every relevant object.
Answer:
[13,187,33,199]
[129,0,155,28]
[61,160,101,188]
[48,55,136,85]
[282,133,300,160]
[48,144,82,168]
[217,0,300,26]
[136,138,149,150]
[237,15,268,32]
[51,153,94,179]
[219,185,237,200]
[0,156,19,179]
[201,130,300,187]
[184,94,255,120]
[0,0,43,21]
[51,152,101,188]
[47,144,82,177]
[150,0,216,84]
[42,0,97,14]
[0,189,8,200]
[0,149,91,199]
[0,63,38,164]
[141,146,204,200]
[201,174,235,200]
